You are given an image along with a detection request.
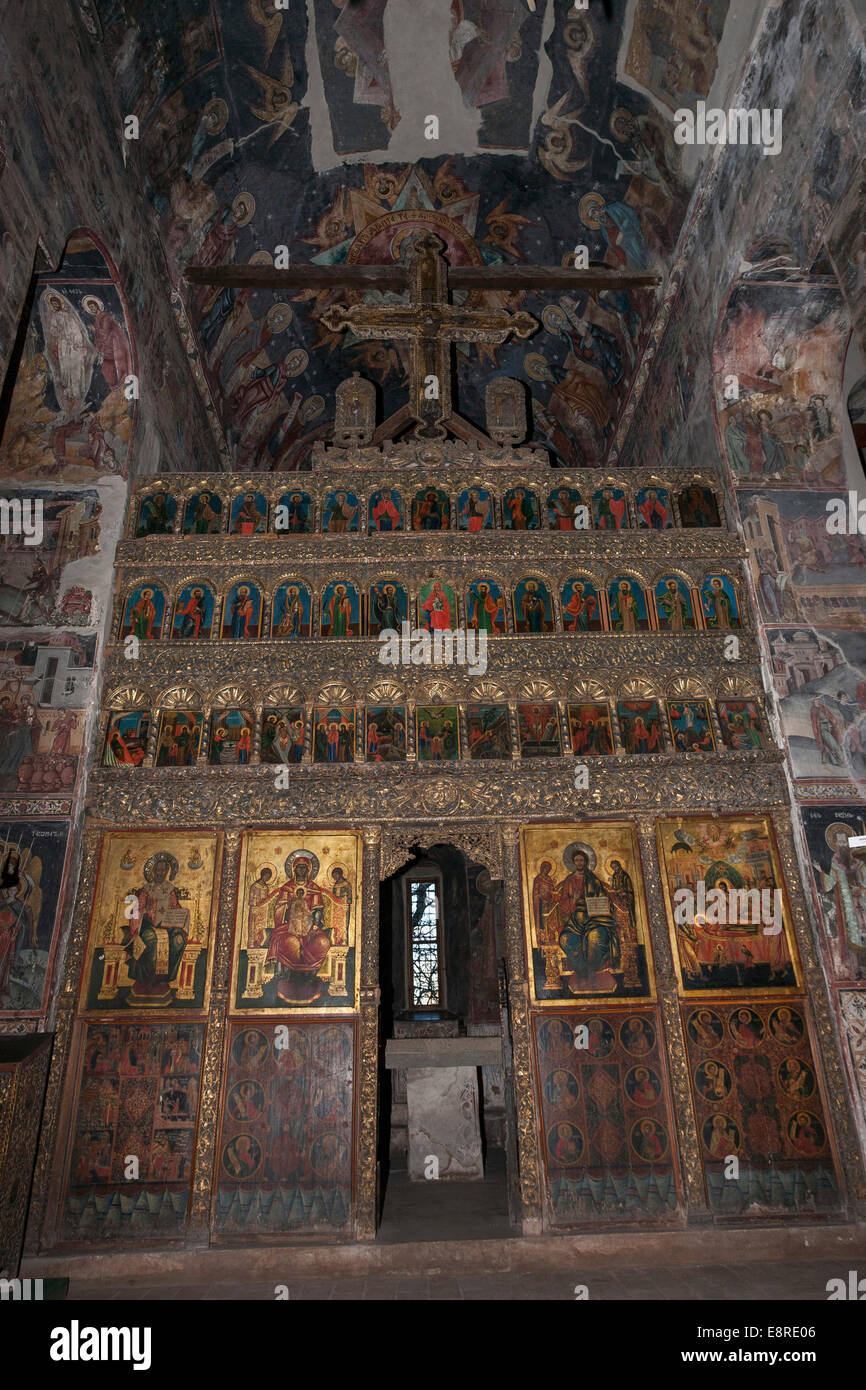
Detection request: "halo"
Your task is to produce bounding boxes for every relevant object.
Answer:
[579,192,606,230]
[82,295,104,315]
[825,821,855,849]
[143,851,179,882]
[284,848,319,881]
[285,348,309,377]
[542,304,567,335]
[203,97,228,134]
[563,841,597,872]
[253,862,277,883]
[300,395,324,423]
[249,250,273,266]
[232,193,256,227]
[267,302,292,331]
[610,107,635,143]
[524,352,552,382]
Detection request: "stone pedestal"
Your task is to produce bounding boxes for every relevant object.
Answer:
[406,1066,483,1181]
[385,1037,501,1182]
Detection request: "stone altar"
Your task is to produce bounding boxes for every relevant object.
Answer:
[385,1037,501,1181]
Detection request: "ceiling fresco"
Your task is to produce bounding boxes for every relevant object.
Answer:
[93,0,741,469]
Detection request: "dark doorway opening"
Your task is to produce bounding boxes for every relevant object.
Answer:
[376,843,519,1242]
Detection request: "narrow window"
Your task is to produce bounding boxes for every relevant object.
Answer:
[406,875,444,1007]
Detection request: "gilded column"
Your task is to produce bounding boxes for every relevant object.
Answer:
[356,822,382,1241]
[500,821,543,1233]
[636,824,709,1220]
[188,828,241,1241]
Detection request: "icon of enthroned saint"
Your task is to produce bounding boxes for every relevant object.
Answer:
[239,848,353,1008]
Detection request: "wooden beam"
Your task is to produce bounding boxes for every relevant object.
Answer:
[184,263,661,292]
[449,266,661,290]
[184,264,408,290]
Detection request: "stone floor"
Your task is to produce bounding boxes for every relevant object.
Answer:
[377,1152,512,1243]
[64,1258,851,1300]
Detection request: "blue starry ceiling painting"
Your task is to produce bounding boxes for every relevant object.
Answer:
[93,0,732,470]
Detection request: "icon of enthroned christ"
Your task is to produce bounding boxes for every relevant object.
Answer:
[123,852,191,1003]
[248,850,351,1004]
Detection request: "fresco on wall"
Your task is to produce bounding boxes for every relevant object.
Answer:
[520,822,653,1004]
[716,284,848,488]
[0,819,70,1015]
[768,628,866,790]
[0,631,95,806]
[231,831,361,1013]
[0,490,102,626]
[80,831,222,1014]
[683,1000,840,1216]
[0,245,135,481]
[311,0,547,156]
[63,1021,205,1240]
[215,1020,354,1234]
[741,491,866,630]
[656,816,799,994]
[534,1007,679,1226]
[624,0,730,112]
[838,990,866,1129]
[802,807,866,981]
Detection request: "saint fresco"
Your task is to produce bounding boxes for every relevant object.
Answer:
[80,831,222,1014]
[656,815,800,994]
[802,807,866,980]
[520,822,654,1004]
[231,830,361,1013]
[0,820,70,1015]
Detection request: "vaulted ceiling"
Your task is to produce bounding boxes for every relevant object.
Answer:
[94,0,760,469]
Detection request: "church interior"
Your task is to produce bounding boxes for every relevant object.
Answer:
[1,0,866,1311]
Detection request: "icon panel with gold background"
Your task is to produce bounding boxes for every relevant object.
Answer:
[520,822,654,1005]
[230,830,361,1014]
[80,832,222,1015]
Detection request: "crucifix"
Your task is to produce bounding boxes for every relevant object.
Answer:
[186,242,659,445]
[322,231,536,439]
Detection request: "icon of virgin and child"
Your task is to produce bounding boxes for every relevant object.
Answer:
[244,849,352,1004]
[531,840,640,995]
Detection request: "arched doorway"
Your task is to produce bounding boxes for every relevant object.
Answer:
[376,843,519,1240]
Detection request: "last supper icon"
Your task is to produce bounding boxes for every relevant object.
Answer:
[520,822,653,1004]
[231,831,361,1013]
[81,831,222,1014]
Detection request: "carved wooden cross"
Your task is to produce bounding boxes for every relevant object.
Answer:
[321,232,536,437]
[186,243,659,443]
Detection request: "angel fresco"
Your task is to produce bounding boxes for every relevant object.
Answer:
[232,834,360,1012]
[521,824,652,1002]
